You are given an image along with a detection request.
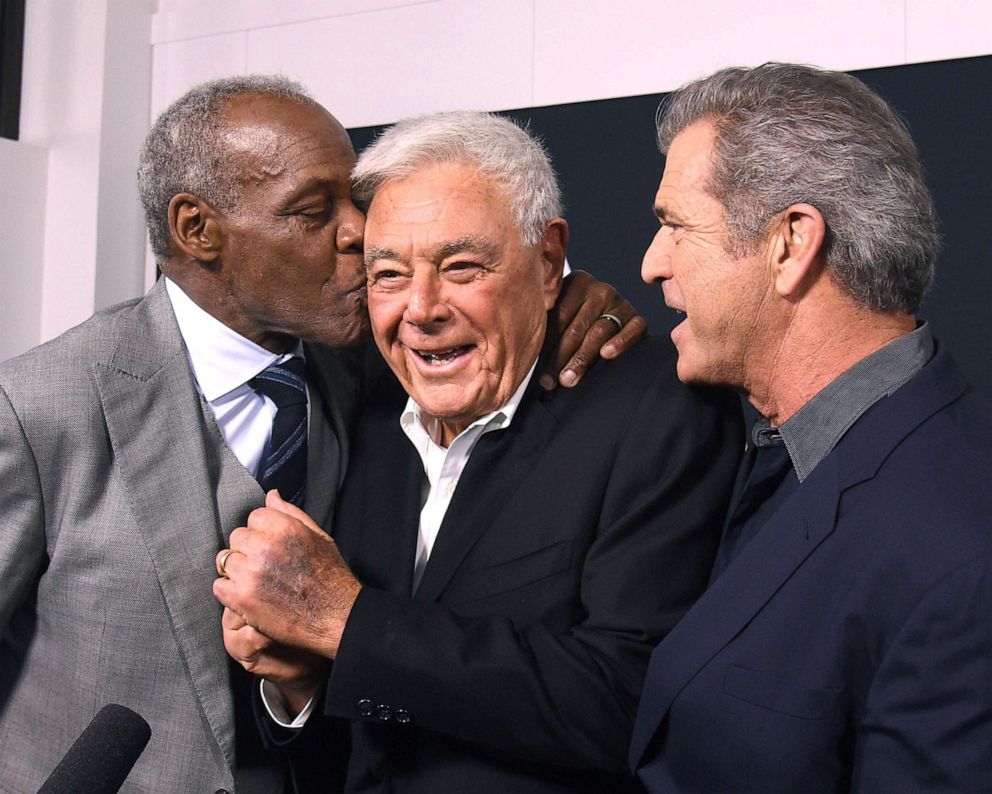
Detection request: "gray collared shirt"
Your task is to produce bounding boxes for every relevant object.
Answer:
[755,323,934,482]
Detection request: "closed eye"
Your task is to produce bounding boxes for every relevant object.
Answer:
[368,268,408,288]
[298,203,332,219]
[443,261,486,282]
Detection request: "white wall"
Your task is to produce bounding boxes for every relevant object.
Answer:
[149,0,992,126]
[8,0,991,358]
[9,0,153,358]
[0,137,47,362]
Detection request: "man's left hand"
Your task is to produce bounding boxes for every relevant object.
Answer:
[542,270,647,389]
[213,490,361,660]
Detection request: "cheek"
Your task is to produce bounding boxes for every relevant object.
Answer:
[486,303,545,364]
[679,246,719,301]
[367,295,404,342]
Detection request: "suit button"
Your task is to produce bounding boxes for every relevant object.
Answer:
[357,698,375,718]
[376,704,392,721]
[394,709,412,724]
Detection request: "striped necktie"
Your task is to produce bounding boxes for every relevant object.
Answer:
[250,357,308,507]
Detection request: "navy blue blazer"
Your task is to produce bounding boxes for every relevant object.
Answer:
[324,336,743,793]
[630,344,992,792]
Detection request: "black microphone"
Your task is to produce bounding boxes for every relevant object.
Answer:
[37,704,151,793]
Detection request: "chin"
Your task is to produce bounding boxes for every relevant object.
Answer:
[417,396,476,422]
[674,357,709,386]
[318,314,371,349]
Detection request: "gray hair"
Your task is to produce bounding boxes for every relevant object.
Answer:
[137,74,316,262]
[656,63,937,313]
[352,111,562,247]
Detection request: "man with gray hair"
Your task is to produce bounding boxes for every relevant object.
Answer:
[214,110,742,792]
[0,75,642,792]
[629,63,992,791]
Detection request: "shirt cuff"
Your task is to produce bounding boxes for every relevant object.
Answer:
[259,679,318,729]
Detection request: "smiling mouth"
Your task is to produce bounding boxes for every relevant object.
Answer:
[413,345,473,365]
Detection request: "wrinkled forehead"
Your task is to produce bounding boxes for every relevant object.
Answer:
[218,95,355,181]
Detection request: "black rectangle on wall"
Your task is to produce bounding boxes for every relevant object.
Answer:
[349,56,992,401]
[0,0,26,140]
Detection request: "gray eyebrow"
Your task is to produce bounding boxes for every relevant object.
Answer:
[364,246,399,269]
[364,236,499,270]
[433,236,499,261]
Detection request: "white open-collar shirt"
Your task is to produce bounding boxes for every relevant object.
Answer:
[399,361,537,591]
[165,277,307,476]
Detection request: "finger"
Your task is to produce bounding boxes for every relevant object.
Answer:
[539,312,589,389]
[538,271,599,386]
[215,547,244,577]
[227,525,249,549]
[213,575,241,613]
[556,317,618,387]
[601,314,648,359]
[224,624,269,666]
[222,606,248,631]
[265,489,325,535]
[593,293,644,357]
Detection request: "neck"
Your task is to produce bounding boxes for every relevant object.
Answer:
[165,265,297,354]
[747,300,916,426]
[436,418,471,448]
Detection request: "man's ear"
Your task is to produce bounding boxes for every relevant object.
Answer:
[168,193,224,263]
[540,219,569,310]
[770,203,826,299]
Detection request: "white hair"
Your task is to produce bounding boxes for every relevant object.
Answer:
[352,111,562,246]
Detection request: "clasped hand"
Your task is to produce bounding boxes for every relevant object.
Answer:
[213,490,361,708]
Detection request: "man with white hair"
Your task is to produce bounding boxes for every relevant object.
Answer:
[215,110,742,792]
[0,75,643,792]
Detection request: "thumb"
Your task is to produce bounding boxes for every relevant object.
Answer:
[265,489,324,534]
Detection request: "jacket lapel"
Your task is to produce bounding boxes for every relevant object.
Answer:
[413,383,558,603]
[302,343,361,528]
[628,455,841,767]
[347,408,423,597]
[92,281,242,770]
[629,344,970,769]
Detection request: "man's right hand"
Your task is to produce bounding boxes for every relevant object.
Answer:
[222,606,327,718]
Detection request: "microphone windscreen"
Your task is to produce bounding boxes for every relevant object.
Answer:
[37,704,151,794]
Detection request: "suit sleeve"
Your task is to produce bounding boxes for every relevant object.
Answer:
[325,373,742,772]
[853,554,992,792]
[0,384,46,635]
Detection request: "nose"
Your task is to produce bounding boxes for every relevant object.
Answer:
[404,268,451,327]
[641,229,672,285]
[337,203,365,255]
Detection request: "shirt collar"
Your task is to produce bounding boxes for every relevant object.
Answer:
[767,322,934,481]
[164,277,303,401]
[400,359,538,453]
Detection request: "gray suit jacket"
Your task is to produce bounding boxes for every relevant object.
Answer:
[0,279,359,792]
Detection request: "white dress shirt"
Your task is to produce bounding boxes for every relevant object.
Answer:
[165,277,307,473]
[400,362,537,590]
[165,278,317,728]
